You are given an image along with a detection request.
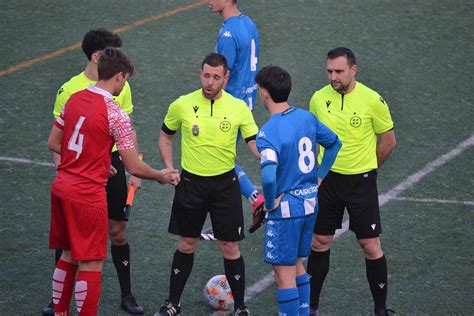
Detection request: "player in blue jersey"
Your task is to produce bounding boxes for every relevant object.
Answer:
[209,0,265,233]
[211,0,259,107]
[255,65,341,316]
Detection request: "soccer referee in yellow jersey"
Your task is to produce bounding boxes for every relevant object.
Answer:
[44,29,144,315]
[156,53,259,316]
[306,47,396,316]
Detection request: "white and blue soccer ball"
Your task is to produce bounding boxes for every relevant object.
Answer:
[203,275,234,311]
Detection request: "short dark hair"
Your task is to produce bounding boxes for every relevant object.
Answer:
[255,65,292,103]
[201,53,228,74]
[82,28,122,61]
[327,47,357,66]
[98,47,135,80]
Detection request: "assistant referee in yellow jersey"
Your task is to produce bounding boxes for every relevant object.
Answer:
[306,47,396,316]
[156,53,259,316]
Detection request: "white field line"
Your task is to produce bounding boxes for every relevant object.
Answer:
[0,156,55,167]
[253,189,474,206]
[243,133,474,303]
[378,134,474,205]
[242,220,350,304]
[2,135,473,307]
[393,196,474,206]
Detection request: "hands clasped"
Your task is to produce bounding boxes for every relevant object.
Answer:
[158,168,180,186]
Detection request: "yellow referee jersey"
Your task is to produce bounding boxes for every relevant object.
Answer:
[309,82,394,174]
[163,89,258,176]
[52,71,133,152]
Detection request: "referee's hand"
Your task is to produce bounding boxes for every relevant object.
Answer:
[157,168,180,185]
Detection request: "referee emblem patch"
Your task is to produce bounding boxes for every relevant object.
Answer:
[350,116,362,127]
[219,120,231,132]
[192,124,199,136]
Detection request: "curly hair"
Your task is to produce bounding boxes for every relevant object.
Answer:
[81,28,122,61]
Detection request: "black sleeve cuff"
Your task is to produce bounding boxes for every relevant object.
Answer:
[161,123,176,135]
[376,126,395,135]
[244,134,257,143]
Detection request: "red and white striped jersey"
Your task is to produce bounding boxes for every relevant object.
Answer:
[52,85,134,206]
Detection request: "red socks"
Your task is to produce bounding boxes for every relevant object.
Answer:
[52,259,78,315]
[52,260,103,315]
[75,270,102,316]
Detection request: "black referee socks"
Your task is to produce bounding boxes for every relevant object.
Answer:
[224,256,246,310]
[307,249,330,309]
[365,255,388,311]
[111,243,132,297]
[169,250,194,305]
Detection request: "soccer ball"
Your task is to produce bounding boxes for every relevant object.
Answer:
[203,275,234,311]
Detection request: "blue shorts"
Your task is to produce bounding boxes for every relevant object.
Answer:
[263,214,316,266]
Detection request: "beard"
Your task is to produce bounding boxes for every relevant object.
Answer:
[331,81,350,94]
[202,85,223,100]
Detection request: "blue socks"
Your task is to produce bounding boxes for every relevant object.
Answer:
[276,274,310,316]
[277,287,299,316]
[296,273,310,315]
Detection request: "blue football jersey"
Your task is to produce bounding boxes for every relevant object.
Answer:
[216,14,259,110]
[257,107,338,219]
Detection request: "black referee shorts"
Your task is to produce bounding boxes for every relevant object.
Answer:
[106,151,128,221]
[314,170,381,239]
[168,169,245,242]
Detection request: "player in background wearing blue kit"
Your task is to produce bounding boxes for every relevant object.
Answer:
[255,65,341,316]
[209,0,265,233]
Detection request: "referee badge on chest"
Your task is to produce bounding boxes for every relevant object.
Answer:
[192,124,199,136]
[219,120,231,132]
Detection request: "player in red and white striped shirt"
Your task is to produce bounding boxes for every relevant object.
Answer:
[47,47,179,316]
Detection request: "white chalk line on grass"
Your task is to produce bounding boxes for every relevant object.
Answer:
[378,133,474,205]
[253,189,473,207]
[0,156,55,167]
[2,135,473,308]
[242,133,474,304]
[393,196,474,206]
[242,220,349,304]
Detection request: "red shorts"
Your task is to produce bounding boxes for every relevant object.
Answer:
[49,193,108,261]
